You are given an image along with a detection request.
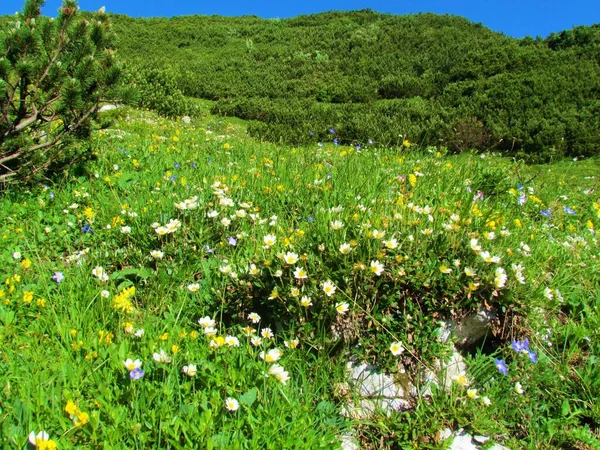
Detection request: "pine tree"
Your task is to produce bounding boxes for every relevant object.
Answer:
[0,0,126,183]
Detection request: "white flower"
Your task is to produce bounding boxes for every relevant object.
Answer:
[100,290,110,298]
[123,358,142,371]
[203,326,217,337]
[225,335,240,347]
[470,238,481,252]
[263,234,276,247]
[494,267,508,289]
[207,210,219,218]
[335,302,349,315]
[187,283,200,292]
[182,364,197,377]
[372,229,385,239]
[150,250,164,259]
[220,217,231,227]
[390,341,404,356]
[153,349,171,364]
[198,316,216,328]
[251,336,263,346]
[248,312,261,323]
[28,431,51,447]
[322,280,336,297]
[260,348,282,363]
[92,266,109,282]
[300,296,313,307]
[282,252,299,264]
[330,220,344,230]
[268,364,290,384]
[339,243,352,254]
[514,382,524,394]
[383,238,398,249]
[370,260,385,276]
[261,328,274,339]
[293,267,308,280]
[225,397,239,411]
[121,226,131,234]
[12,251,21,259]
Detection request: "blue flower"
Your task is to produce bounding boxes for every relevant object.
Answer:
[205,245,214,254]
[329,128,335,134]
[191,162,197,169]
[129,368,145,380]
[494,359,508,375]
[174,162,181,169]
[333,139,339,146]
[563,207,576,215]
[81,224,94,234]
[309,131,315,136]
[517,183,524,191]
[307,216,315,223]
[511,338,530,354]
[528,350,537,363]
[169,175,176,182]
[355,145,361,151]
[540,209,552,218]
[52,272,64,283]
[227,237,237,246]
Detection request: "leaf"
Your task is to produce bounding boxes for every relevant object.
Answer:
[239,387,258,406]
[561,398,571,416]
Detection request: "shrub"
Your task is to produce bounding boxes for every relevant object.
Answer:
[0,0,126,183]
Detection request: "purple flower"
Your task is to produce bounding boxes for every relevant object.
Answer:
[511,338,530,354]
[333,139,339,146]
[169,175,176,182]
[227,236,237,246]
[541,209,552,218]
[563,207,576,215]
[309,131,315,136]
[81,224,94,234]
[49,192,55,199]
[528,350,537,363]
[174,162,181,169]
[326,173,332,180]
[473,191,484,202]
[191,162,197,169]
[205,245,214,254]
[129,368,145,380]
[52,272,64,283]
[518,193,526,206]
[329,128,335,134]
[494,359,508,375]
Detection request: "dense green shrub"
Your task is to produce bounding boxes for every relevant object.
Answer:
[0,0,126,183]
[100,11,600,159]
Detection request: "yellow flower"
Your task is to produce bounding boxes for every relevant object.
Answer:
[65,400,78,415]
[83,207,95,221]
[20,258,32,269]
[22,291,34,304]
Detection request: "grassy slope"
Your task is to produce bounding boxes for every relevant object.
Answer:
[0,108,599,448]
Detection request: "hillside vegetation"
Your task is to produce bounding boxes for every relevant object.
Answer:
[106,11,600,161]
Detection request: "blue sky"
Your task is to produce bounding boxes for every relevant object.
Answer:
[1,0,599,38]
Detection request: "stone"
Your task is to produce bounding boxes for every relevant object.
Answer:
[98,104,119,112]
[421,350,467,393]
[340,432,360,450]
[454,307,497,346]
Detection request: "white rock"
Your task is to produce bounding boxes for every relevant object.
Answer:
[340,432,360,450]
[98,104,119,112]
[448,430,478,450]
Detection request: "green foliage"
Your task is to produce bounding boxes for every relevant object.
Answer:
[105,11,599,160]
[128,65,200,118]
[0,0,127,183]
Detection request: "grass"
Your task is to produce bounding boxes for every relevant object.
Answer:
[0,107,599,449]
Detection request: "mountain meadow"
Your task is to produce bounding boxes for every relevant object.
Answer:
[1,2,600,449]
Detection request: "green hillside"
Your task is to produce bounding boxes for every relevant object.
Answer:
[107,11,600,160]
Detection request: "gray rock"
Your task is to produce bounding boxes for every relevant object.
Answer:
[454,307,497,346]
